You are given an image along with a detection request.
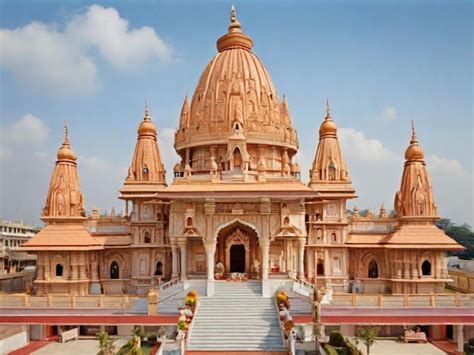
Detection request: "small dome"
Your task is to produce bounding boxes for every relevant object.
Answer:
[138,107,157,137]
[57,123,76,161]
[319,118,337,137]
[173,163,182,172]
[57,143,76,161]
[405,143,424,161]
[405,123,424,161]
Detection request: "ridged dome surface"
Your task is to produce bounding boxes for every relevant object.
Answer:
[174,8,298,155]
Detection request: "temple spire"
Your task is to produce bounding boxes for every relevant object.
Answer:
[229,4,241,33]
[121,106,167,190]
[394,124,437,219]
[309,102,352,190]
[42,125,85,220]
[217,5,253,52]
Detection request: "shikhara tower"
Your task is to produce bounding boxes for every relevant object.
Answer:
[23,7,461,297]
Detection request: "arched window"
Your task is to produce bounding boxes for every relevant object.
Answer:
[155,261,163,276]
[186,217,193,227]
[233,148,242,169]
[317,260,325,276]
[283,216,290,226]
[331,233,337,243]
[144,231,151,243]
[55,264,63,277]
[143,166,149,180]
[328,162,336,181]
[421,260,432,276]
[110,261,120,279]
[368,259,378,278]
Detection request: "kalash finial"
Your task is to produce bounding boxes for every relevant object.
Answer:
[229,4,242,33]
[144,100,151,120]
[411,120,417,142]
[325,98,331,119]
[64,120,70,144]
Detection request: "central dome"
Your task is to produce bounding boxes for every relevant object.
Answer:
[174,7,299,176]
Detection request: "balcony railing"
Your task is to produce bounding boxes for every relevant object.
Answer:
[0,294,140,309]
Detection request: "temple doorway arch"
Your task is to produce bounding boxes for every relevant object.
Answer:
[215,220,259,276]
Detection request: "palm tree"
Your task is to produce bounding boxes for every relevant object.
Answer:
[357,326,379,355]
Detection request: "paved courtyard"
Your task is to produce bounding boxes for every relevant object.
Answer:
[352,339,446,355]
[30,339,447,355]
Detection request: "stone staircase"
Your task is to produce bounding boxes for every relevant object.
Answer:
[187,281,286,351]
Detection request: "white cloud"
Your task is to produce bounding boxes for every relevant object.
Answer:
[0,22,99,95]
[0,5,172,95]
[426,154,466,178]
[339,128,401,162]
[1,114,49,144]
[67,5,172,69]
[381,105,397,122]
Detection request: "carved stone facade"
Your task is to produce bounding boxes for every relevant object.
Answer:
[23,7,462,297]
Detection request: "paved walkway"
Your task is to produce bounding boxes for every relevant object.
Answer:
[350,339,446,355]
[32,340,100,355]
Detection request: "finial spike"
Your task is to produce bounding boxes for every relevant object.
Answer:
[231,4,236,22]
[64,120,69,143]
[144,100,150,120]
[325,98,331,119]
[411,120,417,142]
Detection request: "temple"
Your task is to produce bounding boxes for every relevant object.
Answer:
[22,7,462,299]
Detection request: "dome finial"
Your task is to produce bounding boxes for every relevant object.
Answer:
[229,4,241,33]
[411,119,417,143]
[325,98,331,119]
[144,100,151,121]
[64,119,69,144]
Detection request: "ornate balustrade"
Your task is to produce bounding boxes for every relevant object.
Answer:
[0,294,140,309]
[330,292,474,308]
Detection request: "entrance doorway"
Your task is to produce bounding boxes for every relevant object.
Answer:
[230,244,245,272]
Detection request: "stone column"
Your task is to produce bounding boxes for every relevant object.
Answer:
[171,246,179,279]
[204,239,217,296]
[456,325,464,353]
[179,241,187,281]
[44,253,50,280]
[260,238,270,297]
[79,252,87,280]
[36,253,44,280]
[297,238,306,280]
[70,252,79,280]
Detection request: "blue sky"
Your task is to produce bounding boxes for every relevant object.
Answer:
[0,0,472,226]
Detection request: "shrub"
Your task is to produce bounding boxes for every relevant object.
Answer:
[323,344,339,355]
[465,337,474,355]
[329,331,346,348]
[147,333,158,343]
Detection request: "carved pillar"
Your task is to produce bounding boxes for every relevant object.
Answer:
[297,238,306,280]
[411,251,419,279]
[204,239,216,296]
[204,240,216,281]
[171,246,179,278]
[456,325,464,353]
[79,252,87,280]
[70,252,79,280]
[36,253,44,280]
[44,253,50,280]
[403,250,410,279]
[260,238,270,281]
[179,240,187,281]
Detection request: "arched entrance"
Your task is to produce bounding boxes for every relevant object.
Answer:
[230,245,246,272]
[216,221,259,277]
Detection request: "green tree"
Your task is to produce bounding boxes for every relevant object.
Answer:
[357,326,378,355]
[436,218,474,260]
[96,331,115,355]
